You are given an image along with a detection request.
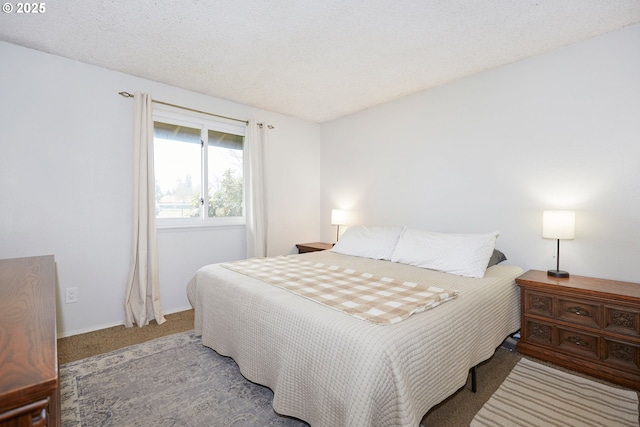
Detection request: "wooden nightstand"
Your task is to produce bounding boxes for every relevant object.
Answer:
[516,270,640,390]
[296,242,334,254]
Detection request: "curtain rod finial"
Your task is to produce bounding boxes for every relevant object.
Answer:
[119,91,134,98]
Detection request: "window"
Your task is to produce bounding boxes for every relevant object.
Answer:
[153,106,246,227]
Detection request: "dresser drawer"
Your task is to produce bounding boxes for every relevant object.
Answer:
[604,337,640,372]
[557,297,600,329]
[0,398,49,427]
[523,318,553,347]
[557,327,600,360]
[604,304,640,338]
[523,290,554,318]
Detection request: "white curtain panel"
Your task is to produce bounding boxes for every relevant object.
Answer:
[124,92,166,327]
[245,120,269,258]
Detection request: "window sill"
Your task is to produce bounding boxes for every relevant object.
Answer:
[156,222,246,232]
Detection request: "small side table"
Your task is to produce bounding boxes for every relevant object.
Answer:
[516,269,640,390]
[296,242,334,254]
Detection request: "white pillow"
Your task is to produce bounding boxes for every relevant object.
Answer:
[390,228,499,278]
[331,226,403,261]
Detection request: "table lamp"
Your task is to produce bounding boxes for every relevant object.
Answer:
[331,209,347,241]
[542,210,575,278]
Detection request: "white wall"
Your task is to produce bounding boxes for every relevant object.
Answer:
[320,24,640,283]
[3,23,638,337]
[0,42,321,336]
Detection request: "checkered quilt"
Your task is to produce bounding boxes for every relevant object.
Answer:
[221,255,458,325]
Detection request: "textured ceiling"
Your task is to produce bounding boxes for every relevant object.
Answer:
[1,1,639,122]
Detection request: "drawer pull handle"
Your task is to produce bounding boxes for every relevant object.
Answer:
[566,335,589,347]
[567,306,589,317]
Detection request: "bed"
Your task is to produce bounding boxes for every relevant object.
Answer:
[186,227,523,426]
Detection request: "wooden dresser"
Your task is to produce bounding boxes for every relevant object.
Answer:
[516,270,640,390]
[0,255,60,427]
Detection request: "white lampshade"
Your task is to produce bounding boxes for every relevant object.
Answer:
[542,210,575,240]
[331,209,347,225]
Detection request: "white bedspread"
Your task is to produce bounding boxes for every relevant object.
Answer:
[187,251,523,427]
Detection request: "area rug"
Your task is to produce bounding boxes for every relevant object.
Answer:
[60,331,308,426]
[471,357,639,427]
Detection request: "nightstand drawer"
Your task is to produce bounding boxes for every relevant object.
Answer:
[557,327,600,360]
[604,305,640,338]
[557,297,600,329]
[604,337,640,372]
[523,318,553,347]
[524,290,553,318]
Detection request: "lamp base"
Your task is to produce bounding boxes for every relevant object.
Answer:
[547,269,569,278]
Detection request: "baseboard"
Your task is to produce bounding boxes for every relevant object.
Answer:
[56,305,193,338]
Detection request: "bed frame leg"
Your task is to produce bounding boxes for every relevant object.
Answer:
[469,366,477,393]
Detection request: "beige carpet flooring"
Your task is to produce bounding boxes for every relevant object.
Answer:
[58,310,521,426]
[58,309,195,364]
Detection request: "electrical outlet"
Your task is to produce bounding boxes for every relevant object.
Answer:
[65,287,78,303]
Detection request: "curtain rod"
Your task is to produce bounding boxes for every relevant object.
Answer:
[118,91,249,125]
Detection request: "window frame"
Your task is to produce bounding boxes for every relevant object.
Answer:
[153,104,247,229]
